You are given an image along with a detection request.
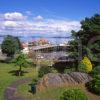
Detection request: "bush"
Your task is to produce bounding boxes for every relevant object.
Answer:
[86,75,100,95]
[60,88,88,100]
[51,67,58,73]
[91,66,100,77]
[32,77,39,85]
[94,74,100,80]
[79,57,92,73]
[38,66,52,78]
[64,68,75,74]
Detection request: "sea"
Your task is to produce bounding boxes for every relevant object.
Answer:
[0,35,72,44]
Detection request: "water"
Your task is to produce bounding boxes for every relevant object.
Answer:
[0,35,72,44]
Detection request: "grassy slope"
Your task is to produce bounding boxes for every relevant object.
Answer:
[0,62,37,100]
[16,81,100,100]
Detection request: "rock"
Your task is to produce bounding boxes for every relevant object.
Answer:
[36,72,92,91]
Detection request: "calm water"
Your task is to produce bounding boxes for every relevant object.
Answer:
[0,36,72,44]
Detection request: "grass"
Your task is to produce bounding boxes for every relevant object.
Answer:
[16,83,100,100]
[0,60,100,100]
[15,82,64,100]
[16,82,100,100]
[0,62,37,100]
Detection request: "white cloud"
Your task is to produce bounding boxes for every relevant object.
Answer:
[4,12,26,21]
[4,21,18,27]
[34,15,44,21]
[0,12,81,37]
[25,19,80,35]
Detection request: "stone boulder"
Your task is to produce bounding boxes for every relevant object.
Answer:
[37,72,92,91]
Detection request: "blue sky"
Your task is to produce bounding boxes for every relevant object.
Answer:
[0,0,99,20]
[0,0,100,43]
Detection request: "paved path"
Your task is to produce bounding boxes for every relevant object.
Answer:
[4,78,32,100]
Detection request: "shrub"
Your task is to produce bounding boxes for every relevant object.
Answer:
[51,67,58,73]
[79,61,87,72]
[94,74,100,80]
[86,75,100,95]
[32,77,39,85]
[38,66,52,78]
[64,68,75,74]
[60,88,88,100]
[79,57,92,73]
[91,66,100,77]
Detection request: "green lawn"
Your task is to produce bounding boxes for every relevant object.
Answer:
[0,62,37,100]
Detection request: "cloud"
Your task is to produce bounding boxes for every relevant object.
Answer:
[4,21,18,27]
[4,12,26,21]
[34,15,44,21]
[25,19,80,36]
[0,12,81,37]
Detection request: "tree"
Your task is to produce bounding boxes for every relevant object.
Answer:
[69,14,100,67]
[15,37,23,52]
[68,38,79,71]
[14,53,28,76]
[1,35,22,57]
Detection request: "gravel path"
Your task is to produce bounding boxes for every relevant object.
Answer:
[4,78,32,100]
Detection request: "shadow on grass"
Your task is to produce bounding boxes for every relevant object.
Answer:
[0,59,11,63]
[0,57,13,63]
[8,70,28,76]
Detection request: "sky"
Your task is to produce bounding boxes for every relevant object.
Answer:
[0,0,100,42]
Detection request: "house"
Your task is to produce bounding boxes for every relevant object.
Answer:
[21,42,29,54]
